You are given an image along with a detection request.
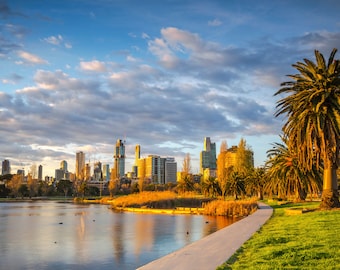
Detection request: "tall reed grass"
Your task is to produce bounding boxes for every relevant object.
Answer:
[203,198,258,217]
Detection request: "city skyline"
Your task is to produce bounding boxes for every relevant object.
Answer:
[1,1,340,176]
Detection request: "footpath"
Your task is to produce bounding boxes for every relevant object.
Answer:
[137,202,273,270]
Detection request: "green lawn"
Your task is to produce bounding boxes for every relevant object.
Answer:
[218,201,340,270]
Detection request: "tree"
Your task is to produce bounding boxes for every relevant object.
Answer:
[275,48,340,208]
[7,174,23,197]
[246,167,266,200]
[57,180,72,197]
[265,138,322,201]
[27,173,39,197]
[225,171,246,200]
[234,138,253,175]
[182,153,192,175]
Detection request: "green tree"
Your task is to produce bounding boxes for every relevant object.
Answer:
[57,180,73,197]
[27,173,39,197]
[18,184,29,198]
[275,48,340,208]
[226,171,246,200]
[201,176,220,198]
[265,138,322,201]
[246,167,266,200]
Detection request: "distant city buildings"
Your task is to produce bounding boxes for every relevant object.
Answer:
[135,146,177,184]
[1,137,254,186]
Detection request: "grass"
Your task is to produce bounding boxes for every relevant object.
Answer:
[217,201,340,270]
[203,198,258,216]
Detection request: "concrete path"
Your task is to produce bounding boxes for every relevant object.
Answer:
[137,202,273,270]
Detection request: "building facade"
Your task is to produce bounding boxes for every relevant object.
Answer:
[76,151,85,180]
[114,139,125,178]
[1,159,10,175]
[38,165,43,181]
[200,137,217,176]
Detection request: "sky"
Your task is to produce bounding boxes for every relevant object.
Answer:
[1,0,340,177]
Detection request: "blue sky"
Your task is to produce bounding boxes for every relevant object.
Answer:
[1,0,340,177]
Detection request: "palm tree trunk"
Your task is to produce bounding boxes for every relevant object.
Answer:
[320,162,339,209]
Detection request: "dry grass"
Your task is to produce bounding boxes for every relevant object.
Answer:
[110,191,177,208]
[203,198,258,216]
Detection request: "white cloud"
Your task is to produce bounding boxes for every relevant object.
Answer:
[208,19,222,26]
[44,35,63,45]
[17,50,48,64]
[64,43,72,49]
[79,60,107,72]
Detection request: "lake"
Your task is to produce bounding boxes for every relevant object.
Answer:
[0,200,238,270]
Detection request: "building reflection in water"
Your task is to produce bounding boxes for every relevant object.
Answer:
[134,213,154,256]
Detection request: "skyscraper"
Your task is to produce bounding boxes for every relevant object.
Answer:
[76,151,85,180]
[38,165,43,181]
[60,160,68,172]
[200,137,217,175]
[114,139,125,178]
[2,159,10,175]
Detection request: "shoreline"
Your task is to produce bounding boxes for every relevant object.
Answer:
[137,202,273,270]
[112,206,205,215]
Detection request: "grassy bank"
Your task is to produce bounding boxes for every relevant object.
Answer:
[218,201,340,269]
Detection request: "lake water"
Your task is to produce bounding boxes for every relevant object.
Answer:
[0,200,238,270]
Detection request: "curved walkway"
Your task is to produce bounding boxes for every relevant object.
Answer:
[137,202,273,270]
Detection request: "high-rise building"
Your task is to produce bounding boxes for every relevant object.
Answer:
[55,169,65,181]
[38,165,43,181]
[2,159,11,175]
[114,139,125,178]
[200,137,217,176]
[164,157,177,184]
[76,151,85,179]
[137,155,177,184]
[93,161,102,181]
[102,164,110,182]
[60,160,68,172]
[85,163,91,181]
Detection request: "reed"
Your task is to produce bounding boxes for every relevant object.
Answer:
[203,198,258,217]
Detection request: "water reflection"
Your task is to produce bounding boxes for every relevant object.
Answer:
[0,201,238,270]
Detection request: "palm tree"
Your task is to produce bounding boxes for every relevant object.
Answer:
[226,171,246,200]
[265,137,322,201]
[246,167,266,200]
[275,49,340,208]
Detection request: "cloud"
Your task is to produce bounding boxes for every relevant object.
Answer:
[208,19,222,26]
[43,35,63,45]
[79,60,107,72]
[1,73,23,84]
[43,34,72,49]
[17,50,48,65]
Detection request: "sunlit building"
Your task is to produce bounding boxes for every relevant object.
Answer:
[137,151,177,184]
[114,139,125,178]
[102,164,110,182]
[76,151,85,180]
[60,160,68,172]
